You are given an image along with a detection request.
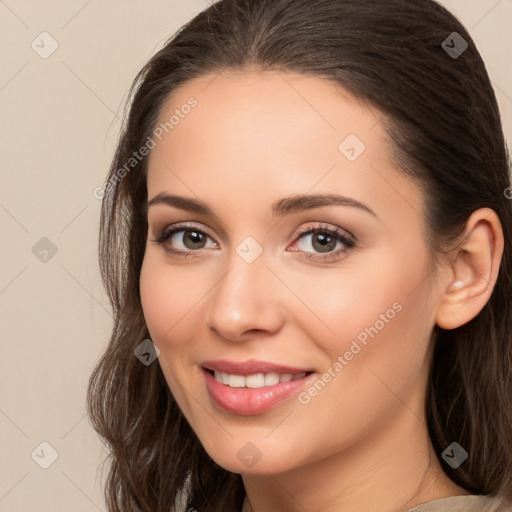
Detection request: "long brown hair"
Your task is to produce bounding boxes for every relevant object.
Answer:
[87,0,512,510]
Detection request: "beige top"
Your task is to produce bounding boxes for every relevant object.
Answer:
[238,494,509,511]
[403,494,509,512]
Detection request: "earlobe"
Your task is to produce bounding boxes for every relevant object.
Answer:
[435,208,504,330]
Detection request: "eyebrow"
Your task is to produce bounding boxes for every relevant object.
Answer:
[147,192,377,218]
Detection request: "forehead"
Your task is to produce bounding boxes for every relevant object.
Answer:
[145,70,425,228]
[152,70,384,158]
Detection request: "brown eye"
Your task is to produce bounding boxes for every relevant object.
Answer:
[152,224,218,256]
[290,225,356,262]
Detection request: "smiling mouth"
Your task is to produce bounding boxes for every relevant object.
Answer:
[204,369,314,389]
[202,367,316,415]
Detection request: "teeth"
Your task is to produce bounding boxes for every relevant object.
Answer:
[246,373,265,388]
[227,374,245,387]
[213,370,308,388]
[264,373,280,386]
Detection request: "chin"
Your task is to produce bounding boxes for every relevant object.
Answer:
[198,438,302,475]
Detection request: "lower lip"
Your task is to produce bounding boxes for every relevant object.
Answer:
[202,368,315,415]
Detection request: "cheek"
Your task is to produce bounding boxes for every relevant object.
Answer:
[313,264,433,401]
[291,244,426,339]
[298,242,434,388]
[139,255,204,343]
[293,287,433,457]
[139,258,169,338]
[139,256,202,413]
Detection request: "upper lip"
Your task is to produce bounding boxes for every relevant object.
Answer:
[201,359,313,376]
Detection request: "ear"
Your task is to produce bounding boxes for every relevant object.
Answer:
[435,208,504,330]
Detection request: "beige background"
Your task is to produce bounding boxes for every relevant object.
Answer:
[0,1,511,510]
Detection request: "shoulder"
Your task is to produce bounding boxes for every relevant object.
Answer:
[403,494,510,512]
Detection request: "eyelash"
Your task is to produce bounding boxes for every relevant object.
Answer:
[151,222,356,262]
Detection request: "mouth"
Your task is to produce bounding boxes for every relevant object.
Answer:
[200,359,316,415]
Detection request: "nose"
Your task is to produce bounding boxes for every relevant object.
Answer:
[205,249,285,342]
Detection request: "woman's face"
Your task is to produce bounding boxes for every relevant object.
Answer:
[140,70,444,474]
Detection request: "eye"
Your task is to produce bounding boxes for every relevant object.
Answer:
[151,223,218,257]
[288,224,356,262]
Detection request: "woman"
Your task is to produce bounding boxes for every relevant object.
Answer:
[87,0,512,511]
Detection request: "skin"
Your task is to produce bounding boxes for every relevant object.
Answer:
[139,70,504,512]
